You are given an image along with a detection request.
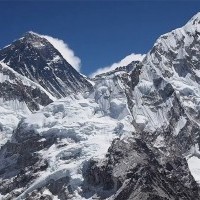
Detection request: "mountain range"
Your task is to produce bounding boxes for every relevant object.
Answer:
[0,12,200,200]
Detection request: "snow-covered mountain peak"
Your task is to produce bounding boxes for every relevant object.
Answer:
[24,30,40,36]
[131,12,200,133]
[90,53,145,78]
[186,12,200,27]
[22,31,49,48]
[129,12,200,185]
[0,32,92,98]
[23,31,40,38]
[16,32,55,54]
[150,12,200,55]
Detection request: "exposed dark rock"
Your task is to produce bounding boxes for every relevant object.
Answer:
[0,125,54,198]
[0,32,92,98]
[0,63,52,111]
[84,138,200,200]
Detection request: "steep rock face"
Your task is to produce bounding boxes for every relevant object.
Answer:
[85,138,200,200]
[0,62,53,111]
[0,32,92,98]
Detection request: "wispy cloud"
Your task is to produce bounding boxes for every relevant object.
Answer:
[90,53,145,78]
[41,34,81,71]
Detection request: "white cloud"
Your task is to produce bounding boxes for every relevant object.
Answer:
[90,53,145,78]
[40,34,81,71]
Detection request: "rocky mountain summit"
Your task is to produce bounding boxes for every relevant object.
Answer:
[0,32,92,146]
[1,13,200,200]
[0,32,92,98]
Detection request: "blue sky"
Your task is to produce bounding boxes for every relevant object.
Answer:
[0,1,200,75]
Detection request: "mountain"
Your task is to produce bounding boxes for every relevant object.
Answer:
[0,32,92,146]
[0,61,54,146]
[0,54,136,200]
[85,138,199,200]
[130,12,200,184]
[1,13,200,200]
[93,60,142,78]
[90,53,145,78]
[87,12,200,199]
[0,32,92,98]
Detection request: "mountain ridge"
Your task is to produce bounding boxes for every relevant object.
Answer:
[0,31,92,98]
[1,12,200,200]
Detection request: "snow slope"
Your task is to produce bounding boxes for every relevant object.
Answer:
[0,62,55,146]
[0,67,134,199]
[14,95,133,200]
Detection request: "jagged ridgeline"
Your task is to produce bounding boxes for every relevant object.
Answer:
[0,13,200,200]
